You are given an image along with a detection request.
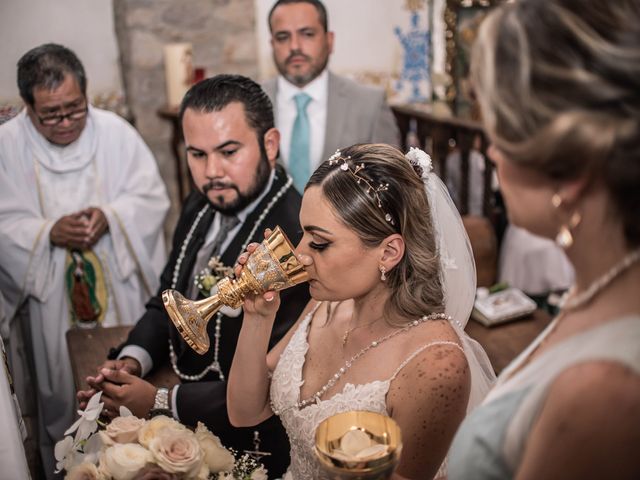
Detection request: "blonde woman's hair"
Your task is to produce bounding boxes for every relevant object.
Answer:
[306,144,444,324]
[471,0,640,246]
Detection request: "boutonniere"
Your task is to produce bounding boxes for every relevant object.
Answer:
[194,256,235,297]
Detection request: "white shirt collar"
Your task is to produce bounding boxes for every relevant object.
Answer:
[277,68,329,103]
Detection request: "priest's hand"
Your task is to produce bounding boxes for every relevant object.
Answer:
[95,367,156,419]
[78,358,142,409]
[50,212,92,249]
[80,206,109,247]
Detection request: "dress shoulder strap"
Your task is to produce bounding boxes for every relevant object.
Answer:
[310,301,323,316]
[389,340,464,382]
[295,301,324,334]
[306,301,323,323]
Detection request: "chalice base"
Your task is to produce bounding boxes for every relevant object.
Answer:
[163,289,221,354]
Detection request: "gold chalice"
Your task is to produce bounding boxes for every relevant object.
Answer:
[162,226,308,354]
[315,411,403,480]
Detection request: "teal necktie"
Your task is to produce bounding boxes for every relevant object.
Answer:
[289,93,312,192]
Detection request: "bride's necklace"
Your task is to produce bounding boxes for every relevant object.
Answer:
[331,301,383,347]
[168,176,292,381]
[342,317,383,347]
[270,312,449,415]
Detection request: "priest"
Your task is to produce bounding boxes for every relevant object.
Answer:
[0,43,169,477]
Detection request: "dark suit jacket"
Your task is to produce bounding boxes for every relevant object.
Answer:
[262,71,400,165]
[118,165,309,478]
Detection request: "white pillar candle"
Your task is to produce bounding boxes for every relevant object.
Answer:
[163,43,194,108]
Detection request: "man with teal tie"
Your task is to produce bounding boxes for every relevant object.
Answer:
[262,0,400,192]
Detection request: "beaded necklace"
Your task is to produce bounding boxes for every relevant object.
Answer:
[561,247,640,312]
[271,312,449,414]
[169,176,293,381]
[505,246,640,382]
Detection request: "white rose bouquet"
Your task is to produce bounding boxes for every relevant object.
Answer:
[55,392,267,480]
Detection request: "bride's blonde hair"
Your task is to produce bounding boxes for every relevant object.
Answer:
[306,143,444,324]
[471,0,640,247]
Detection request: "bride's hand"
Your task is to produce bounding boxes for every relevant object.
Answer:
[235,240,281,319]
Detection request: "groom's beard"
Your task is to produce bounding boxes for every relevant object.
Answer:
[203,152,271,215]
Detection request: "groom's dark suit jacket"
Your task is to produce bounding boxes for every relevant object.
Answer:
[116,165,309,478]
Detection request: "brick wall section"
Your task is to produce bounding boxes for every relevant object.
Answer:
[112,0,259,234]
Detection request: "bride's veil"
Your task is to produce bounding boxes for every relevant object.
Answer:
[416,149,496,411]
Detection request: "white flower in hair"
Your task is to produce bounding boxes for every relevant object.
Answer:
[405,147,432,179]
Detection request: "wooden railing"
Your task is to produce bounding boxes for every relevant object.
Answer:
[391,104,495,217]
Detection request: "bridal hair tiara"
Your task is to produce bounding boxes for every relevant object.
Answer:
[327,147,434,226]
[328,149,394,224]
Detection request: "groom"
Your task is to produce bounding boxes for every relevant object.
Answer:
[78,75,310,478]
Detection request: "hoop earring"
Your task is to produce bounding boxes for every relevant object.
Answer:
[552,194,582,249]
[379,265,387,281]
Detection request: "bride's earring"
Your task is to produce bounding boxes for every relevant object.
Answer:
[552,193,582,249]
[379,265,387,281]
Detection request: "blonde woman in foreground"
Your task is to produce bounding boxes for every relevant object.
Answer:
[448,1,640,479]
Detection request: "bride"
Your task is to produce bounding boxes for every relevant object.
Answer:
[227,144,495,479]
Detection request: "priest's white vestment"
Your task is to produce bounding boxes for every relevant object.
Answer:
[0,292,30,479]
[0,107,170,475]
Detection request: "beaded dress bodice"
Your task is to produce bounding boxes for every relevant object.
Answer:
[270,307,451,479]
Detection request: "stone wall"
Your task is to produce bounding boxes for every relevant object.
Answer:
[113,0,258,233]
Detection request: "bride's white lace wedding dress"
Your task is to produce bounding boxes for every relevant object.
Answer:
[266,155,495,479]
[270,306,453,480]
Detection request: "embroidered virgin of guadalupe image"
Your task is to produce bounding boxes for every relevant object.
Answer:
[65,250,107,327]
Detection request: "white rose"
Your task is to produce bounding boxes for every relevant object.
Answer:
[194,422,235,473]
[102,443,153,480]
[217,473,235,480]
[105,415,147,444]
[195,461,211,480]
[250,466,268,480]
[127,466,179,479]
[97,452,112,480]
[149,429,204,477]
[98,431,114,447]
[138,415,187,448]
[65,462,103,480]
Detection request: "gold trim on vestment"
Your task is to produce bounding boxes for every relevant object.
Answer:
[107,206,154,298]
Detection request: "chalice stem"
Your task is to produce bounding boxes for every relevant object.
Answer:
[197,294,224,320]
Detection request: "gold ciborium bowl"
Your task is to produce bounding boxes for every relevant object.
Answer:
[315,411,403,480]
[162,226,308,354]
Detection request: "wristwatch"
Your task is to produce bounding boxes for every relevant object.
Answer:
[149,387,172,418]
